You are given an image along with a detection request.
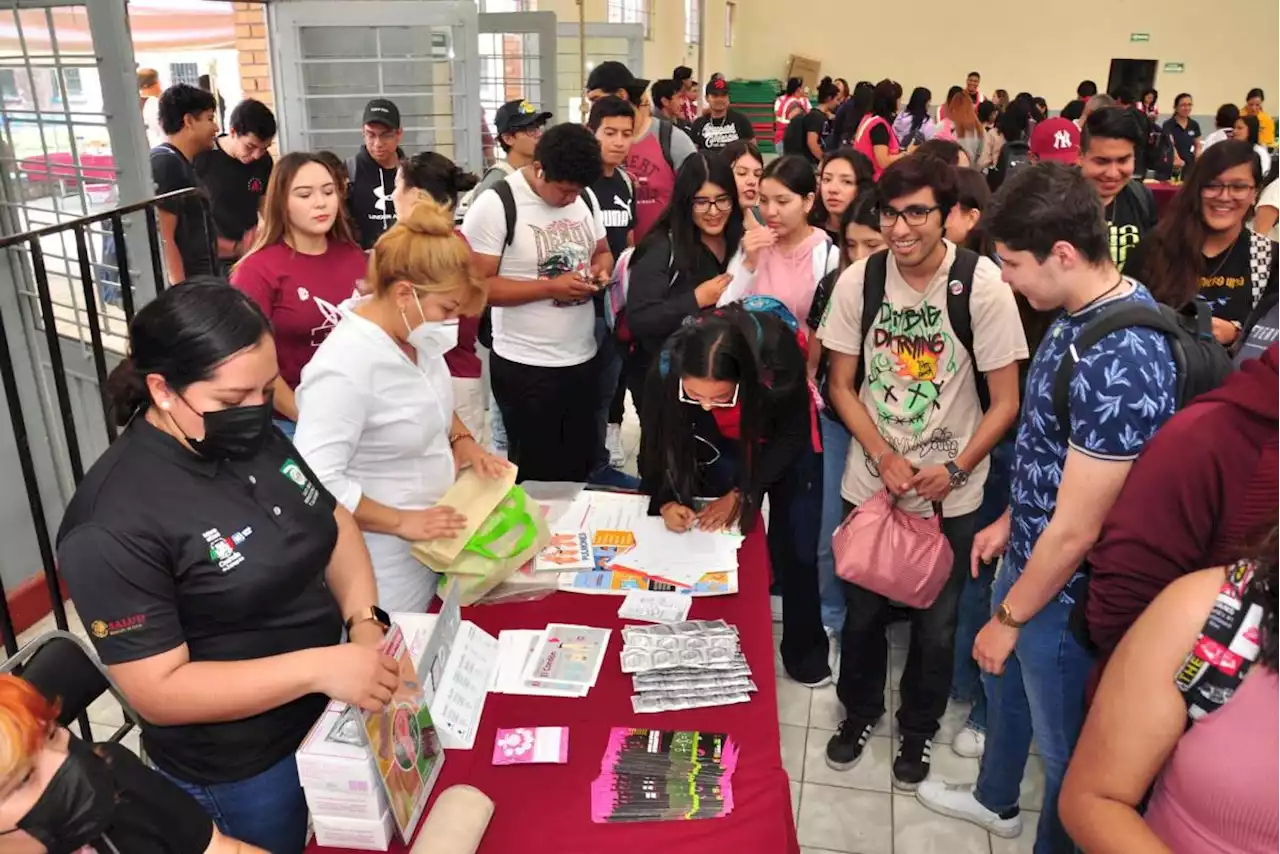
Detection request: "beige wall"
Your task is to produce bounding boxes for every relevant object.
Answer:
[732,0,1278,115]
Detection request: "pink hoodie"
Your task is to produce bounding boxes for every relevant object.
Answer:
[750,227,832,322]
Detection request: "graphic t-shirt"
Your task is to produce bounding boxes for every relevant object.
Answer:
[818,242,1028,516]
[1104,182,1156,268]
[691,109,756,150]
[586,170,634,260]
[1006,283,1177,603]
[461,168,607,367]
[625,119,697,242]
[192,136,273,243]
[1122,233,1279,326]
[230,240,368,389]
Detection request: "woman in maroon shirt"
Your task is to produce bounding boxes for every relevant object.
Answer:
[231,152,367,437]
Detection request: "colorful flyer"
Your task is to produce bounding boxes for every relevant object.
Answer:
[492,726,570,765]
[520,623,611,695]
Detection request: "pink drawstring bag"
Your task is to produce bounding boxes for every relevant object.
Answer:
[831,489,954,609]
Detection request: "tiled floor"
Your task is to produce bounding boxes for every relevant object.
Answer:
[778,622,1045,854]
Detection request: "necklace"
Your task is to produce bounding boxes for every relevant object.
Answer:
[1204,230,1244,279]
[1075,272,1125,314]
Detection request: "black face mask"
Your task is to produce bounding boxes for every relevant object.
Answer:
[6,735,115,854]
[180,394,274,461]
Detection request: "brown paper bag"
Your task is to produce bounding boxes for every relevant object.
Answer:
[410,465,518,567]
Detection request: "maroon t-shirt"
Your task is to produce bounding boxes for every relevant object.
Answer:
[445,316,482,379]
[231,240,367,388]
[625,131,677,242]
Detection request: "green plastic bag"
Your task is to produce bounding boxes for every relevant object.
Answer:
[426,486,550,605]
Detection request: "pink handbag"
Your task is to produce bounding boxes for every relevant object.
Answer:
[832,489,954,609]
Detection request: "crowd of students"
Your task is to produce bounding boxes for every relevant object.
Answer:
[6,62,1276,854]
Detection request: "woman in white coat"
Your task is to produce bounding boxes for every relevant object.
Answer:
[294,200,505,612]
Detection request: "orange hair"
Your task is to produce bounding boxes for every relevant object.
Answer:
[0,675,58,778]
[367,200,486,316]
[946,91,981,138]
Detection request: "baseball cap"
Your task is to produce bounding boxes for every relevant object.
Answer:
[586,61,649,104]
[362,98,400,130]
[1029,117,1081,163]
[494,99,552,135]
[706,78,729,97]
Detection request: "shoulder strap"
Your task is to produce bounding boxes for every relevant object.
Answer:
[1248,231,1272,308]
[582,186,596,214]
[811,239,838,287]
[944,247,987,409]
[852,250,890,391]
[1132,180,1156,229]
[658,119,675,170]
[493,179,517,262]
[1051,302,1180,435]
[618,166,634,196]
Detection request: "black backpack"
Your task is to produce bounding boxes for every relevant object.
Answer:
[1050,297,1234,438]
[783,111,810,158]
[987,140,1031,191]
[855,247,988,407]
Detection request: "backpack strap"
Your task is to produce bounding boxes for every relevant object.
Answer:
[493,179,517,262]
[1248,230,1273,309]
[1177,559,1264,721]
[581,186,597,214]
[944,247,987,409]
[853,250,890,391]
[1131,180,1157,231]
[658,119,675,170]
[1050,302,1186,437]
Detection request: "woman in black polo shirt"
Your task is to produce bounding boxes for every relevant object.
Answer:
[56,280,402,854]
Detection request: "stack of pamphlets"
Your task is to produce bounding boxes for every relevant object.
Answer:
[489,623,611,698]
[620,620,757,713]
[591,728,740,823]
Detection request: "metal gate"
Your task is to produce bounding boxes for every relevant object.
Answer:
[0,0,156,649]
[477,11,556,158]
[270,0,483,171]
[555,22,643,124]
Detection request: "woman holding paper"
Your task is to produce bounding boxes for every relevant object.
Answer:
[638,303,830,688]
[295,199,506,614]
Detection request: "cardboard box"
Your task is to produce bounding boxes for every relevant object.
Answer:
[296,707,382,798]
[304,784,387,823]
[786,55,822,92]
[313,807,396,851]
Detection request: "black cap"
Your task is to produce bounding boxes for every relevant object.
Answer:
[362,98,400,130]
[495,99,552,135]
[706,78,729,97]
[586,61,649,104]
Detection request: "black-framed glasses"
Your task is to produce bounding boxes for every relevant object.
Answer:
[878,205,941,227]
[1201,182,1256,199]
[692,194,734,214]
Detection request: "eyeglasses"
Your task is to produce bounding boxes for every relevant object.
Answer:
[1201,182,1256,199]
[878,205,940,228]
[679,378,739,408]
[692,194,734,214]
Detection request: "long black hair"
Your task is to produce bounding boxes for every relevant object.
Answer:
[1134,140,1262,309]
[837,190,880,270]
[810,147,874,227]
[1252,526,1278,672]
[634,152,744,280]
[105,278,271,426]
[399,151,478,210]
[904,87,931,120]
[639,304,805,531]
[835,82,875,146]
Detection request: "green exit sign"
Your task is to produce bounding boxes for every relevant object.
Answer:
[1130,32,1150,42]
[1164,62,1185,73]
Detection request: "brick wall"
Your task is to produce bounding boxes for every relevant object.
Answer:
[232,2,273,110]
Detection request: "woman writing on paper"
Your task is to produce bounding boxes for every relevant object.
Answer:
[639,303,830,688]
[294,200,506,614]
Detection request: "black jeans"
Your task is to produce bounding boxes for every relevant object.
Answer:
[770,445,830,683]
[490,352,599,483]
[836,502,977,738]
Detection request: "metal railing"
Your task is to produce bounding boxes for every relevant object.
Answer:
[0,187,210,657]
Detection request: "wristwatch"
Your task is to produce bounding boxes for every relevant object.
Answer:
[945,461,970,488]
[996,602,1026,629]
[345,605,391,635]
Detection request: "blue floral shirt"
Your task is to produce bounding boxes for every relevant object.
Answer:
[1006,282,1177,603]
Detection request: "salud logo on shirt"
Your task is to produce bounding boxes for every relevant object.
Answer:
[89,614,146,639]
[203,526,254,572]
[280,458,320,506]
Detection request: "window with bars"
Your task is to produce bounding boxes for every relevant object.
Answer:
[0,69,16,100]
[62,67,82,97]
[607,0,651,39]
[169,62,199,86]
[479,0,537,10]
[684,0,700,45]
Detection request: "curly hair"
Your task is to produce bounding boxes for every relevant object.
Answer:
[535,123,604,188]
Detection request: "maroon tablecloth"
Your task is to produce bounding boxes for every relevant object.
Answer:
[307,529,799,854]
[1146,180,1180,218]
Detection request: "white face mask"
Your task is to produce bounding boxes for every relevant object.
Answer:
[402,292,458,358]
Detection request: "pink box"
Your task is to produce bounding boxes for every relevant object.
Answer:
[492,727,569,765]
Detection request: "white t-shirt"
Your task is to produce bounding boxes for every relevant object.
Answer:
[461,168,606,367]
[818,242,1028,517]
[1258,180,1279,242]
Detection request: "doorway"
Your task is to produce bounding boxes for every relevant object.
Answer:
[1106,58,1157,99]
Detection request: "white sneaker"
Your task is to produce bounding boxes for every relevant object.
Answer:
[825,626,840,675]
[770,595,783,623]
[952,726,986,759]
[605,423,625,467]
[915,780,1021,838]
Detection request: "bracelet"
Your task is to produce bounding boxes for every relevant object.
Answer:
[874,449,891,466]
[448,432,473,448]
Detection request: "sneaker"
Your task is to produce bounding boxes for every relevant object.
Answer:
[770,595,783,623]
[787,668,832,689]
[915,780,1022,838]
[605,423,625,467]
[587,466,641,491]
[825,718,878,771]
[952,725,986,759]
[824,626,840,676]
[892,735,933,791]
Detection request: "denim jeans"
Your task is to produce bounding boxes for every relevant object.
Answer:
[592,317,623,474]
[951,439,1015,730]
[837,507,977,737]
[975,565,1094,854]
[817,413,852,633]
[157,753,309,854]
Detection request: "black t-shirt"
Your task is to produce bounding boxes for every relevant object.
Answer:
[1162,117,1202,167]
[1104,181,1156,268]
[192,136,272,244]
[690,109,755,150]
[1123,234,1279,326]
[868,122,890,147]
[90,740,215,853]
[57,420,343,785]
[800,109,831,162]
[151,143,217,279]
[589,170,634,261]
